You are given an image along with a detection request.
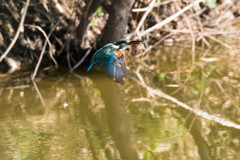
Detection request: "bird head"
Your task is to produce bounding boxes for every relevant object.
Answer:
[113,39,142,50]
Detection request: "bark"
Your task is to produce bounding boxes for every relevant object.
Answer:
[76,0,102,48]
[97,0,135,48]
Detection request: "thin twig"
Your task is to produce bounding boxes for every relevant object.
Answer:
[185,15,195,53]
[204,34,232,49]
[67,41,71,69]
[25,24,58,66]
[132,0,177,12]
[31,21,60,80]
[0,0,30,63]
[32,80,45,106]
[175,1,195,53]
[196,13,211,48]
[139,0,203,36]
[136,33,173,58]
[214,79,240,112]
[162,29,240,35]
[135,0,156,34]
[70,47,92,72]
[3,0,20,23]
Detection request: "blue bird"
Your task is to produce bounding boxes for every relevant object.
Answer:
[88,39,142,82]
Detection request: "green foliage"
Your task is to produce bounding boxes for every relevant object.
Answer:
[220,27,227,32]
[90,19,97,26]
[96,6,103,15]
[196,81,202,90]
[190,87,199,95]
[203,63,217,78]
[94,89,101,96]
[203,0,218,8]
[158,73,165,82]
[90,6,104,26]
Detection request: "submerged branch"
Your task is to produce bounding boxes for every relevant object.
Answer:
[132,73,240,130]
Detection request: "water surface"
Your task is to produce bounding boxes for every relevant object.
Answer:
[0,46,240,160]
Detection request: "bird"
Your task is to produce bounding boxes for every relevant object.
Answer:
[87,39,142,83]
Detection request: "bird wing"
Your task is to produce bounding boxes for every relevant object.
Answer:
[88,44,128,82]
[94,47,116,69]
[103,56,128,83]
[88,44,115,71]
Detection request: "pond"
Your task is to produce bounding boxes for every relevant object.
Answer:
[0,46,240,160]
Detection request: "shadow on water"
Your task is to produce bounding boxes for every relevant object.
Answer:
[0,70,140,160]
[75,72,139,160]
[176,107,213,160]
[0,46,240,160]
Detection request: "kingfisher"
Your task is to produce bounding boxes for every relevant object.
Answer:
[87,39,142,82]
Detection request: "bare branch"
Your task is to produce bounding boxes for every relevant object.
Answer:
[31,21,60,80]
[0,0,30,63]
[25,24,58,66]
[139,0,203,37]
[70,48,92,72]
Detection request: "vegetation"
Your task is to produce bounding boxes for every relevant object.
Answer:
[1,0,240,75]
[1,0,240,160]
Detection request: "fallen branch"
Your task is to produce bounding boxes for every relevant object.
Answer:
[132,73,240,130]
[0,0,30,63]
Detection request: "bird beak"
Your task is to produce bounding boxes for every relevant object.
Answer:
[128,40,143,45]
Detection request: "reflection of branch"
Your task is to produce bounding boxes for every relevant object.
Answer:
[0,0,30,63]
[214,79,240,112]
[132,73,240,130]
[205,34,232,49]
[32,80,45,106]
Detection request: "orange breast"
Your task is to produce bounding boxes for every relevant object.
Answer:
[115,50,124,57]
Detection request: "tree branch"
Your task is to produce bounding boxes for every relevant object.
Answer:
[139,0,203,37]
[0,0,30,63]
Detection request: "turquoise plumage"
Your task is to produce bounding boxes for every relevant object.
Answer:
[88,39,142,82]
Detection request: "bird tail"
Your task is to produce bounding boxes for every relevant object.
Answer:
[87,63,94,72]
[115,67,124,83]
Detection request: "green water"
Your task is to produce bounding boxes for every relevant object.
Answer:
[0,46,240,160]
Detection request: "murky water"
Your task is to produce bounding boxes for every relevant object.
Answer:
[0,46,240,160]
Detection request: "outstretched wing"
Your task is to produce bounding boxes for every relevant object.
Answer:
[103,56,128,83]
